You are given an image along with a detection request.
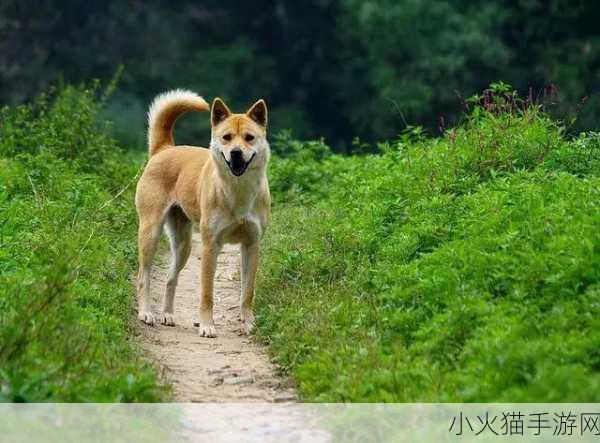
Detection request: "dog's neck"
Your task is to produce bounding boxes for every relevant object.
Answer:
[213,161,266,218]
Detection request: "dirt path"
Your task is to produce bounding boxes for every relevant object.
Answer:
[139,233,296,403]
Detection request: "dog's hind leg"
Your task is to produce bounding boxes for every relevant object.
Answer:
[160,206,192,326]
[137,212,165,326]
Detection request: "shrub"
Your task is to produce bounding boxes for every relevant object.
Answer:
[0,85,163,401]
[258,88,600,401]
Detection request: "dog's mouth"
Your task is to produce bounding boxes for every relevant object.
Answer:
[222,152,256,177]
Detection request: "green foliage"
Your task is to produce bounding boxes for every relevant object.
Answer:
[258,90,600,401]
[269,131,338,201]
[0,85,163,401]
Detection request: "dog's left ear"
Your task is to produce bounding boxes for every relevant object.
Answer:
[246,99,268,128]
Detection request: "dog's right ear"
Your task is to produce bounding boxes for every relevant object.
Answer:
[211,98,231,127]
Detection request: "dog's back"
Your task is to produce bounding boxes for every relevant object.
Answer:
[136,147,212,224]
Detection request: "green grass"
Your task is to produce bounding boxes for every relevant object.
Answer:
[0,84,164,401]
[257,87,600,401]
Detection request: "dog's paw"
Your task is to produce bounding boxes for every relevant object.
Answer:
[198,323,217,338]
[159,313,175,326]
[138,311,156,326]
[241,309,255,335]
[243,318,255,335]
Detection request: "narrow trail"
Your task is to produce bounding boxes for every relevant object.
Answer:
[139,233,296,403]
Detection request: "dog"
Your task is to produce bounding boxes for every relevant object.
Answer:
[135,90,271,337]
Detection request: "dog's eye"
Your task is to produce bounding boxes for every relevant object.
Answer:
[222,133,232,142]
[244,134,255,142]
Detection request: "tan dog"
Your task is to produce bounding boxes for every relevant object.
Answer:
[135,90,271,337]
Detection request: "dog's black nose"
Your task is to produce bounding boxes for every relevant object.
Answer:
[230,148,243,160]
[224,147,254,176]
[229,148,246,175]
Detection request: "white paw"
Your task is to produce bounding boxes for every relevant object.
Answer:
[160,313,175,326]
[241,309,255,335]
[198,323,217,338]
[138,311,156,326]
[243,319,255,335]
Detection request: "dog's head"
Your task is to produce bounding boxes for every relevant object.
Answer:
[209,98,269,177]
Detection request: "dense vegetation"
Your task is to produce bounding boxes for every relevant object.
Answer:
[2,1,599,147]
[1,81,597,403]
[257,85,600,401]
[0,85,163,401]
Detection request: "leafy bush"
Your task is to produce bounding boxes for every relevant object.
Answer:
[258,88,600,401]
[0,85,163,401]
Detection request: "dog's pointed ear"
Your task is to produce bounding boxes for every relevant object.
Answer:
[211,98,231,127]
[246,99,268,128]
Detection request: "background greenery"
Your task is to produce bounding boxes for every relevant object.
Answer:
[1,1,599,149]
[258,86,600,401]
[0,85,163,401]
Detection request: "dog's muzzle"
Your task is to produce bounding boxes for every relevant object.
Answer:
[222,149,256,177]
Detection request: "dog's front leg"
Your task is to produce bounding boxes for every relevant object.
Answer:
[240,242,259,334]
[198,239,219,337]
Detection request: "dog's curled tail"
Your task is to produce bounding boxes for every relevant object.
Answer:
[147,89,210,157]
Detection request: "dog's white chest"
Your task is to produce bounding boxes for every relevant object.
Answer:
[209,210,262,245]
